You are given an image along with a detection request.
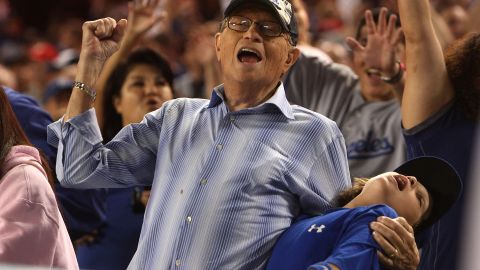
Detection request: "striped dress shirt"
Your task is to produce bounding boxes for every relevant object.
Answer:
[47,83,351,269]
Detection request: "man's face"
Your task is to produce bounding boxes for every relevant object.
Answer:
[215,5,299,88]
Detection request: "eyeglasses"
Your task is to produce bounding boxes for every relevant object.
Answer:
[225,15,284,38]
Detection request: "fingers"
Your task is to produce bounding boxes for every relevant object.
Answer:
[85,17,117,40]
[378,7,388,34]
[132,0,160,10]
[112,19,128,43]
[372,228,398,255]
[394,216,414,234]
[371,217,406,252]
[391,27,404,46]
[386,13,397,39]
[365,10,376,35]
[372,216,418,255]
[377,250,396,269]
[345,37,364,52]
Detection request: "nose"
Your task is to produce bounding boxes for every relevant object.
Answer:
[144,81,158,95]
[243,23,263,42]
[407,176,417,187]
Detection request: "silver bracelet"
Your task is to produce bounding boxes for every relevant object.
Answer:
[72,81,96,101]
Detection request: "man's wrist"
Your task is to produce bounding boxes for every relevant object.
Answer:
[72,81,96,102]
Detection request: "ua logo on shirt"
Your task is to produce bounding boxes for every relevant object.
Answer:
[307,224,326,233]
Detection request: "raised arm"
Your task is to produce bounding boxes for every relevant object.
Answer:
[64,17,126,121]
[94,0,165,127]
[398,0,455,129]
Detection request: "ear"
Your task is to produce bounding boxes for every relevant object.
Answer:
[284,47,300,70]
[113,95,123,114]
[214,32,222,62]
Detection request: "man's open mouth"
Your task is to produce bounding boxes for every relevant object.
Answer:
[237,48,262,63]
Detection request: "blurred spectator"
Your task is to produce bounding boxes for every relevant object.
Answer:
[49,48,80,79]
[42,77,73,120]
[438,4,469,40]
[290,0,333,63]
[0,64,18,89]
[284,8,406,178]
[315,39,351,66]
[176,20,220,98]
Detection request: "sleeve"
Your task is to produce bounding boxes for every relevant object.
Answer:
[47,107,164,189]
[283,54,359,119]
[309,206,397,270]
[295,128,352,215]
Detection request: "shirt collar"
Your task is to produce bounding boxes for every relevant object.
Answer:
[206,83,294,120]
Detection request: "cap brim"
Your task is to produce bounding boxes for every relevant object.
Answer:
[394,156,462,232]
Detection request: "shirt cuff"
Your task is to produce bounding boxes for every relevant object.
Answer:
[47,108,103,147]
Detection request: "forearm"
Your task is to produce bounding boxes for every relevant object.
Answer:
[398,0,454,128]
[65,55,104,121]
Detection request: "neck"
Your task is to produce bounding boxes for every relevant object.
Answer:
[222,80,280,112]
[343,196,367,209]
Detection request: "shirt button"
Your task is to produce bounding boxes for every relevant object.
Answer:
[230,115,235,122]
[175,259,181,266]
[216,144,223,151]
[180,189,184,194]
[186,216,192,223]
[200,179,208,185]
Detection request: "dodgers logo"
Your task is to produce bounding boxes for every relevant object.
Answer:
[347,131,395,159]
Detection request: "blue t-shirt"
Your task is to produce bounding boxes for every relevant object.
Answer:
[267,204,397,270]
[403,101,475,270]
[76,188,144,270]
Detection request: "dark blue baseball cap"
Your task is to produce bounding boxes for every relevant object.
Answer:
[394,156,462,232]
[43,78,73,103]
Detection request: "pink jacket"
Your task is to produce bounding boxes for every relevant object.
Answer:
[0,145,78,269]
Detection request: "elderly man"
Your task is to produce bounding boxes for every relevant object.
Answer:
[48,0,350,268]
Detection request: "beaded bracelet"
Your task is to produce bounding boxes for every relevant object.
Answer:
[72,81,96,102]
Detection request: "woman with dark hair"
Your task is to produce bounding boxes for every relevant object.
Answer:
[398,0,479,268]
[101,47,174,142]
[74,3,175,268]
[0,87,78,269]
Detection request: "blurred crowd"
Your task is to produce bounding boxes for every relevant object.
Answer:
[1,0,479,121]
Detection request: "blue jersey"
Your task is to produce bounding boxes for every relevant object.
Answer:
[76,188,144,270]
[267,205,397,270]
